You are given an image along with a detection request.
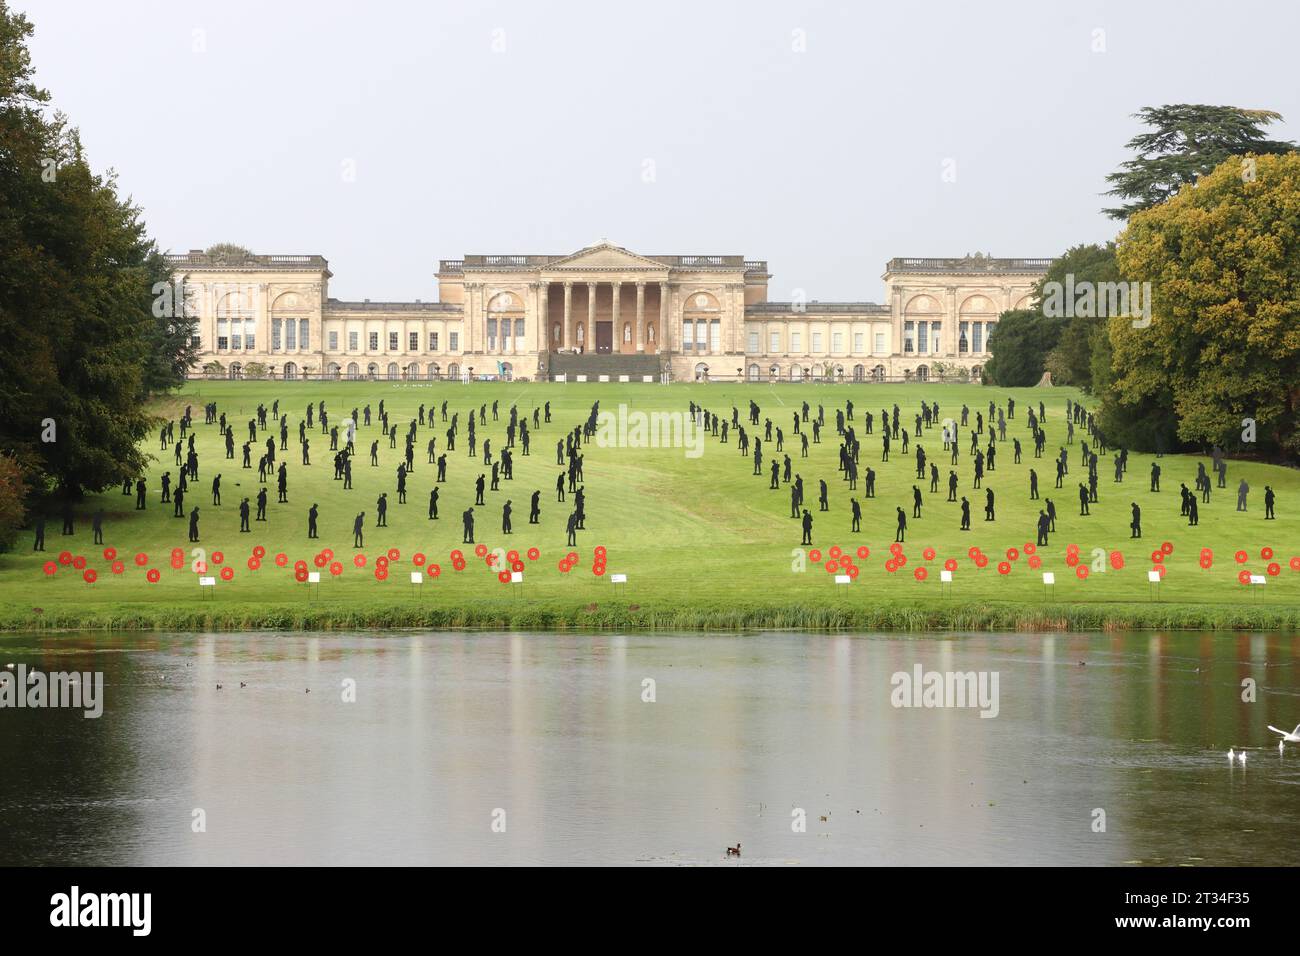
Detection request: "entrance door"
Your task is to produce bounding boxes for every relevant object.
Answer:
[595,322,613,354]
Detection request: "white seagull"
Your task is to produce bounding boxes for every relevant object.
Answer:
[1267,724,1300,752]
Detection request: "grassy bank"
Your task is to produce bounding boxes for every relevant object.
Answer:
[4,380,1299,634]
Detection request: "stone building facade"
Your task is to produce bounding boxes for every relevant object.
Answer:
[171,242,1048,383]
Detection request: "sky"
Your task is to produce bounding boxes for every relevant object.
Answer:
[17,0,1300,303]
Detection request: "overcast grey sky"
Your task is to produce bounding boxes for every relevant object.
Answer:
[18,0,1300,302]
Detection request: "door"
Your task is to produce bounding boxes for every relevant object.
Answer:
[595,322,613,354]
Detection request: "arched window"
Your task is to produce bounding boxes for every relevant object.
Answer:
[853,364,865,382]
[428,363,441,380]
[447,362,460,380]
[283,362,298,381]
[694,362,709,382]
[872,365,885,382]
[367,363,379,380]
[406,362,420,379]
[229,362,242,380]
[916,364,929,382]
[346,362,360,380]
[769,364,779,383]
[327,362,341,380]
[971,364,983,382]
[501,361,513,381]
[748,363,761,382]
[386,362,399,380]
[790,365,803,382]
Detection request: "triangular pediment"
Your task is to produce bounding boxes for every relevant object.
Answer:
[546,242,667,271]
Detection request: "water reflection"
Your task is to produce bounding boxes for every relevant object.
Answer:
[0,631,1297,866]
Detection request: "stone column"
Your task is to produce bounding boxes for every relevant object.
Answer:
[562,282,572,350]
[611,280,621,351]
[538,282,549,352]
[659,281,669,351]
[586,281,596,350]
[947,288,959,357]
[635,282,645,352]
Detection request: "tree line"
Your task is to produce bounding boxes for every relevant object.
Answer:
[984,104,1300,461]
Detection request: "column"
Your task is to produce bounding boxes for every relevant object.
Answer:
[538,282,549,352]
[562,282,572,349]
[586,281,596,350]
[635,282,645,352]
[659,282,669,351]
[611,280,621,351]
[947,288,959,357]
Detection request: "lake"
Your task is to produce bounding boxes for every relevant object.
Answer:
[1,630,1298,866]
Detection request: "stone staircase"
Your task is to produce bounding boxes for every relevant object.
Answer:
[545,351,663,382]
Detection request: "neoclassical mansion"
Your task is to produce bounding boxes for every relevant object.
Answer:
[171,242,1049,383]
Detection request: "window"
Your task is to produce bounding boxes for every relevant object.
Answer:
[708,320,719,352]
[682,320,693,350]
[515,318,524,340]
[917,322,928,353]
[769,330,780,352]
[272,318,282,350]
[875,332,886,353]
[833,332,844,352]
[245,329,254,350]
[790,331,802,352]
[748,330,759,352]
[328,331,338,351]
[449,331,459,351]
[285,319,296,350]
[931,322,941,354]
[959,321,969,353]
[369,332,379,351]
[429,331,439,351]
[409,332,419,351]
[487,318,498,350]
[389,331,399,351]
[854,332,864,353]
[972,323,983,353]
[349,331,359,351]
[230,320,242,351]
[298,319,308,350]
[811,331,823,353]
[190,334,202,350]
[904,321,915,353]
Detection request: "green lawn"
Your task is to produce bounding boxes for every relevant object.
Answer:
[3,379,1298,631]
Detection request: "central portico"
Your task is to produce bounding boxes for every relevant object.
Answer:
[437,239,765,378]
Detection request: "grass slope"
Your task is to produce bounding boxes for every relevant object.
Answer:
[3,381,1298,632]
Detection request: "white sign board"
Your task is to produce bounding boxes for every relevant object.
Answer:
[199,576,216,587]
[610,573,627,584]
[308,571,321,584]
[1250,574,1266,585]
[511,571,523,584]
[410,572,423,584]
[834,574,851,585]
[1147,570,1161,583]
[598,375,610,383]
[1042,572,1055,585]
[940,570,953,584]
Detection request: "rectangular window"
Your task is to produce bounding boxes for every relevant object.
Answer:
[487,318,498,351]
[389,331,399,351]
[854,332,864,353]
[272,318,282,350]
[875,332,885,353]
[409,332,419,351]
[449,331,459,352]
[682,320,693,350]
[328,331,339,351]
[349,331,359,351]
[369,332,379,351]
[299,319,308,350]
[931,322,941,354]
[832,332,844,353]
[190,334,202,350]
[709,319,719,352]
[231,331,242,350]
[245,331,255,351]
[429,331,439,351]
[811,331,823,353]
[285,320,296,350]
[959,321,969,353]
[790,331,801,352]
[917,322,928,353]
[904,321,915,353]
[769,330,780,352]
[515,318,525,340]
[748,330,759,352]
[972,323,983,353]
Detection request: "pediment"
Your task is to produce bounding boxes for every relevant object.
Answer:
[546,242,667,271]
